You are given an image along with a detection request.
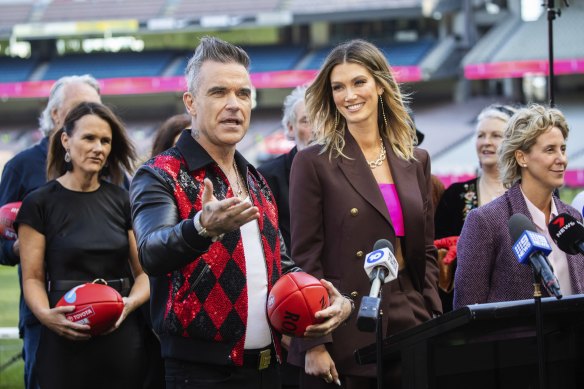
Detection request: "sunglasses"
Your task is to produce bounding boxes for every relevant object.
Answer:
[492,105,516,117]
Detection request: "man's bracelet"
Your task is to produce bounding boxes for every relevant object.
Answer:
[340,294,355,324]
[193,210,224,242]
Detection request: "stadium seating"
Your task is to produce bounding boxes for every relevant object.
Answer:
[171,0,279,18]
[40,0,165,22]
[173,45,306,76]
[301,39,435,70]
[0,39,433,84]
[0,1,33,33]
[0,57,39,83]
[41,51,175,80]
[288,0,420,13]
[246,45,306,73]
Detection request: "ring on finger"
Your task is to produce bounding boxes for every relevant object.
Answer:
[324,372,333,383]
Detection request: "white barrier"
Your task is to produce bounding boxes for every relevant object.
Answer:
[0,327,19,339]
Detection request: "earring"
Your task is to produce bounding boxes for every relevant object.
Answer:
[379,95,388,128]
[334,110,339,129]
[64,149,71,162]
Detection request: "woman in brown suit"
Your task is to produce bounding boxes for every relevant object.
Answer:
[288,39,442,388]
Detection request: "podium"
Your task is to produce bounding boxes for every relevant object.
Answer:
[355,294,584,389]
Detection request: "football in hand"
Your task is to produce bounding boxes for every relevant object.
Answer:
[56,283,124,336]
[0,201,22,240]
[267,272,329,337]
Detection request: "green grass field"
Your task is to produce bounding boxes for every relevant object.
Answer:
[0,266,24,389]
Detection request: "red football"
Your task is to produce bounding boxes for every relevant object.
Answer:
[267,272,330,337]
[56,283,124,336]
[0,201,21,240]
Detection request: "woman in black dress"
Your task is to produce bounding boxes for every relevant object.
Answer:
[434,104,516,312]
[18,102,148,389]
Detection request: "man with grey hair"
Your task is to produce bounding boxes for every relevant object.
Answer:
[259,85,313,253]
[130,36,351,388]
[0,74,101,389]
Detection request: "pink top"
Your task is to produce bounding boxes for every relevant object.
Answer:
[379,183,405,237]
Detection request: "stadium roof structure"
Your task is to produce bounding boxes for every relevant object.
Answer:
[0,0,462,37]
[463,2,584,80]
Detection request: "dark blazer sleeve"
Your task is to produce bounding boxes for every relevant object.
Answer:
[258,155,291,252]
[289,148,332,348]
[453,207,497,308]
[417,150,442,314]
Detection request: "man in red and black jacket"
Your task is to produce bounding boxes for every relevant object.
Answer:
[130,36,352,389]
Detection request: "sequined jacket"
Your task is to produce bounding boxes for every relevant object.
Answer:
[130,131,298,367]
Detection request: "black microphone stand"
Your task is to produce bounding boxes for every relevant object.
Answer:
[375,296,383,389]
[356,268,385,389]
[544,0,569,107]
[531,270,547,389]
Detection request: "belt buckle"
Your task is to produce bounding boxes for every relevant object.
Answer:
[258,349,271,370]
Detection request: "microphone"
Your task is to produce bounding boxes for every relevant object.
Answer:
[357,239,399,332]
[548,213,584,255]
[508,214,562,299]
[363,239,399,286]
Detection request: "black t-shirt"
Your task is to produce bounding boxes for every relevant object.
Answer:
[17,179,132,301]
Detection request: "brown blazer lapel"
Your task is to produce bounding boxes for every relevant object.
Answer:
[384,140,424,260]
[337,132,392,227]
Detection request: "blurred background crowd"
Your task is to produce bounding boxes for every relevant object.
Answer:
[0,0,582,200]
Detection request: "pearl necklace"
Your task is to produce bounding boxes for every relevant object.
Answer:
[367,139,386,169]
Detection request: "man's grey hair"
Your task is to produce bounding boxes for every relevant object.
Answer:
[184,36,250,95]
[281,85,308,129]
[38,74,101,136]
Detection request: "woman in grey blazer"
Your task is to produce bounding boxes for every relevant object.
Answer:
[288,39,441,388]
[454,104,584,309]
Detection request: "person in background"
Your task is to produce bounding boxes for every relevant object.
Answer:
[258,85,314,389]
[151,113,191,157]
[454,104,584,308]
[19,102,148,389]
[288,39,441,388]
[0,74,101,389]
[134,112,194,389]
[571,190,584,216]
[259,84,313,252]
[140,112,193,389]
[130,36,353,389]
[431,175,445,212]
[434,104,516,312]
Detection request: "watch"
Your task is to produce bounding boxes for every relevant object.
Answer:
[193,211,224,242]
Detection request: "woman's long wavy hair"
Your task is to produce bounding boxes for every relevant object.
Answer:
[306,39,416,161]
[47,102,137,185]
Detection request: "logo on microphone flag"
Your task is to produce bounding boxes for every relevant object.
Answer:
[552,216,565,228]
[366,249,386,264]
[512,230,552,264]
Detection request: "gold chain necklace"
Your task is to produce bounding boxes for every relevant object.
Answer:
[367,138,386,169]
[232,160,244,197]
